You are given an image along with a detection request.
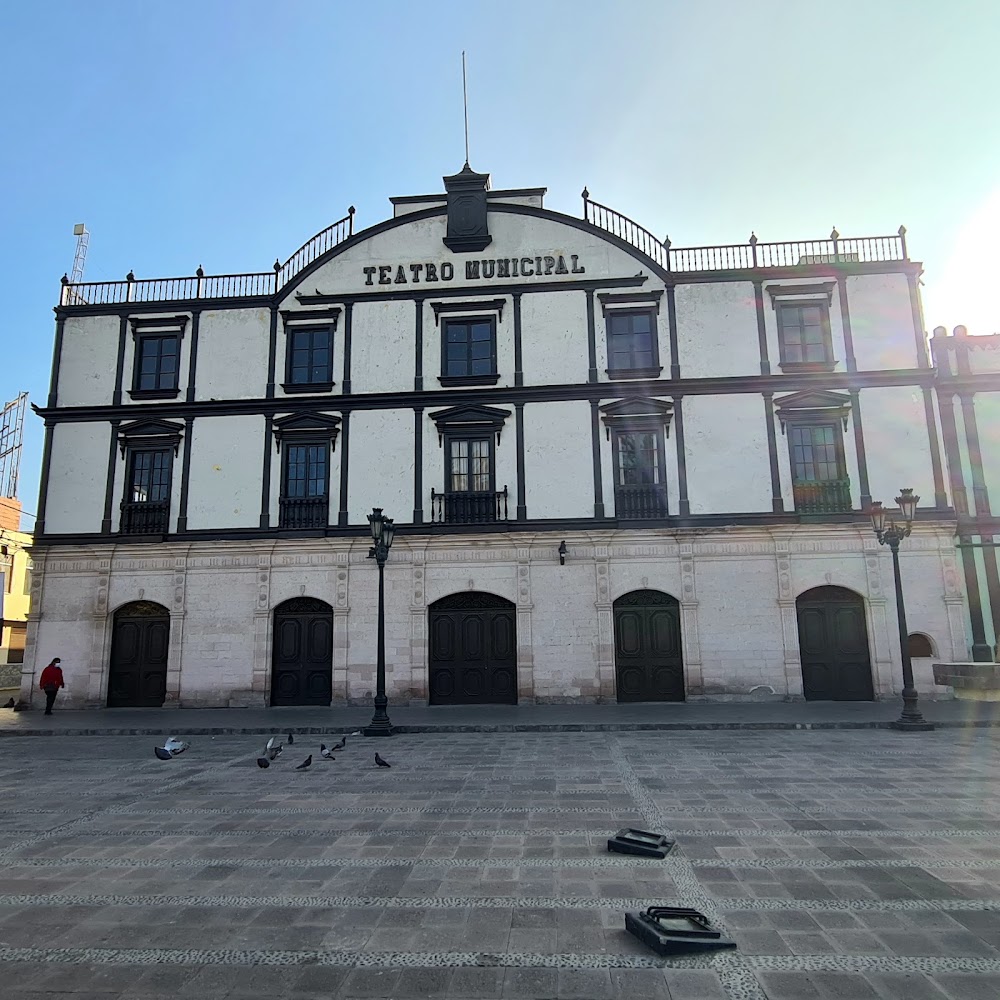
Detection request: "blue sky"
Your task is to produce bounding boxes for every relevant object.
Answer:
[2,0,998,530]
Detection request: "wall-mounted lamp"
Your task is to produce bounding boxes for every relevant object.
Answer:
[558,540,567,566]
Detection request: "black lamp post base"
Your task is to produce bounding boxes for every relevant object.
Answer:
[890,718,935,732]
[363,722,394,737]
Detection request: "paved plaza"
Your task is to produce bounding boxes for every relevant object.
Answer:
[1,728,999,999]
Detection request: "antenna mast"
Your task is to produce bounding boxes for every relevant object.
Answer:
[70,223,89,284]
[462,51,470,167]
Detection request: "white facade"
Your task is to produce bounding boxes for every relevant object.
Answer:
[22,169,970,708]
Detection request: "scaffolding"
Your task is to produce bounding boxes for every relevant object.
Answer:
[0,393,27,500]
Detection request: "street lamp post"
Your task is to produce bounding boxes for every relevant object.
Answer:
[869,489,934,732]
[364,507,395,738]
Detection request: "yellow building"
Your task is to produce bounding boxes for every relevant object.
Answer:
[0,498,31,687]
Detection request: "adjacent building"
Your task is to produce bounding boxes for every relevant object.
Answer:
[22,166,971,709]
[931,326,1000,662]
[1,498,31,686]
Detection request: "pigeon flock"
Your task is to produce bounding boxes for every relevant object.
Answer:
[153,731,389,770]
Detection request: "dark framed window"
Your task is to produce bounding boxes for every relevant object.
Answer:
[606,309,661,379]
[447,435,494,494]
[280,441,329,529]
[786,421,851,513]
[120,448,172,534]
[132,334,180,396]
[776,302,834,371]
[440,318,498,385]
[283,326,334,392]
[611,426,668,518]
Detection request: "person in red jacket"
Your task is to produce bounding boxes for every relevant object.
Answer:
[39,658,64,715]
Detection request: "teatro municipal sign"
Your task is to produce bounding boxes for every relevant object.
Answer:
[363,254,586,286]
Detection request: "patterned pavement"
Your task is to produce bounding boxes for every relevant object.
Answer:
[1,729,999,998]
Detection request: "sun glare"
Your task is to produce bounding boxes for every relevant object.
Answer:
[925,186,1000,336]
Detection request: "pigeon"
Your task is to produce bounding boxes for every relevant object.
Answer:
[350,731,362,737]
[331,736,347,752]
[287,732,295,745]
[375,752,390,768]
[295,755,312,771]
[163,736,189,756]
[154,747,173,761]
[320,744,336,760]
[256,757,270,769]
[264,736,283,761]
[2,698,14,709]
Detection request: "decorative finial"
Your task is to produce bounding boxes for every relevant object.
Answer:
[126,270,135,282]
[749,232,758,246]
[932,326,947,337]
[196,265,204,278]
[60,273,69,285]
[348,205,356,215]
[581,186,589,200]
[954,325,968,337]
[830,227,840,241]
[274,258,281,273]
[898,224,906,236]
[662,235,671,249]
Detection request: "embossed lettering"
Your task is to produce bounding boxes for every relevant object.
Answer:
[520,257,534,276]
[571,254,585,273]
[555,255,568,274]
[363,266,377,286]
[426,263,439,281]
[482,260,495,278]
[543,255,555,275]
[465,261,480,280]
[395,265,407,284]
[409,263,423,282]
[441,262,454,280]
[378,265,392,285]
[497,258,511,278]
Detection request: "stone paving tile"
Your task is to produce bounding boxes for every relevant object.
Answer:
[1,732,1000,998]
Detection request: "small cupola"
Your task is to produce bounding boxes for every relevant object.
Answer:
[442,163,493,253]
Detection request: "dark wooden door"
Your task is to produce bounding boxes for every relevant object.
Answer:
[428,593,517,704]
[107,601,170,707]
[614,590,685,702]
[796,586,874,701]
[271,598,333,706]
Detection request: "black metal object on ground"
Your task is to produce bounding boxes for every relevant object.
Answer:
[625,907,737,956]
[607,827,675,857]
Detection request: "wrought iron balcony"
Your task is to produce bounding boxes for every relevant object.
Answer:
[119,500,169,535]
[279,496,329,529]
[793,478,853,514]
[431,487,509,525]
[614,485,669,520]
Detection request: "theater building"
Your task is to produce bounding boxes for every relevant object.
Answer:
[21,165,972,709]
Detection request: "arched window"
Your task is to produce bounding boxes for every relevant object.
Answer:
[907,633,935,658]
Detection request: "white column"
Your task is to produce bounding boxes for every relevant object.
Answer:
[333,548,351,703]
[773,533,804,698]
[593,543,615,701]
[250,546,273,705]
[939,543,971,660]
[679,541,704,696]
[516,546,534,703]
[863,537,896,697]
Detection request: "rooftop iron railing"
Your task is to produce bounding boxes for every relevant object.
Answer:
[58,193,910,308]
[581,189,907,273]
[61,207,355,307]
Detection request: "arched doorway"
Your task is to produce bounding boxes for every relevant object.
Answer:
[613,590,684,702]
[271,597,333,706]
[428,593,517,705]
[108,601,170,707]
[796,586,874,701]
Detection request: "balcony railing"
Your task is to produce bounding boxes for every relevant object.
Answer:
[614,484,669,520]
[279,496,329,529]
[119,500,170,534]
[793,478,853,514]
[431,487,509,524]
[60,208,355,307]
[582,190,907,273]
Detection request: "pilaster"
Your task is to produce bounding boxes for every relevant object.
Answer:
[863,537,895,697]
[409,546,427,702]
[333,548,351,703]
[515,547,534,703]
[594,543,615,701]
[251,550,272,700]
[679,541,704,695]
[940,543,971,660]
[773,533,803,698]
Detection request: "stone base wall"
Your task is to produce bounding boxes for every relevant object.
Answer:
[22,523,969,709]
